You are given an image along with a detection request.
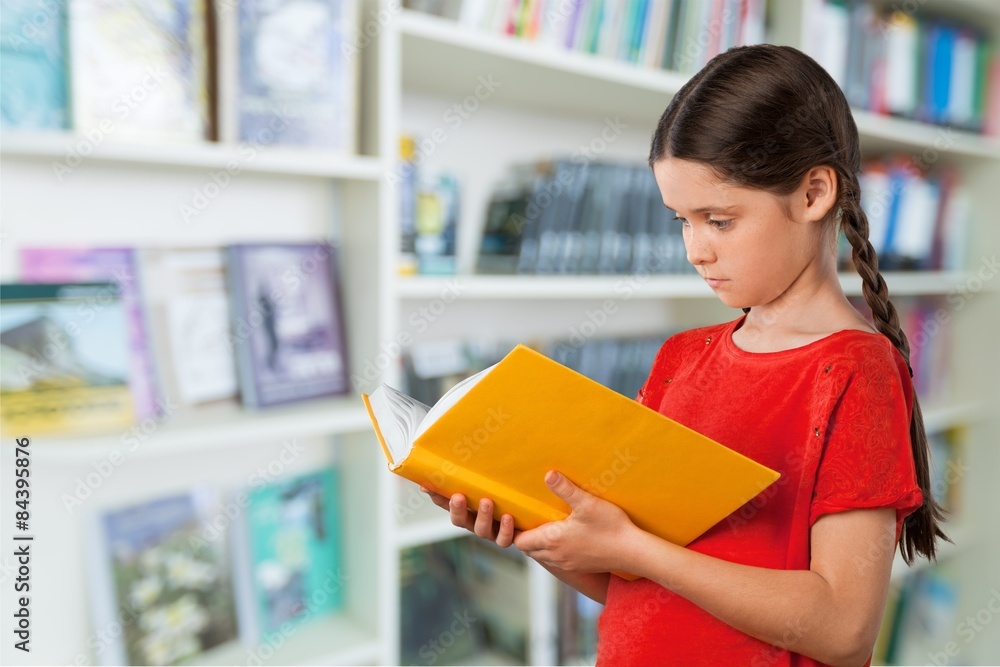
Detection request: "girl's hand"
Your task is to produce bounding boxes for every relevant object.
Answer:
[514,470,639,573]
[419,486,519,548]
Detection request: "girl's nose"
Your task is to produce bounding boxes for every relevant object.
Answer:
[685,228,715,266]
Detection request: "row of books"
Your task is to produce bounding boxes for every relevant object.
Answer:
[411,0,765,74]
[0,243,350,436]
[398,134,460,276]
[811,0,1000,135]
[475,157,970,277]
[402,334,666,407]
[0,0,358,150]
[841,158,970,272]
[88,467,343,666]
[400,536,530,665]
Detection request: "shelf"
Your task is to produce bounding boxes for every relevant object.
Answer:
[398,11,1000,160]
[0,132,385,180]
[922,401,991,433]
[890,525,979,585]
[396,516,470,549]
[5,396,372,464]
[190,613,380,666]
[396,271,980,300]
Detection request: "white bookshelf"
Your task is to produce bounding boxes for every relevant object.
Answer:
[1,0,998,665]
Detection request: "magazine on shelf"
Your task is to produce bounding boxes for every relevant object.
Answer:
[0,282,133,434]
[86,488,239,665]
[225,242,351,408]
[20,247,163,421]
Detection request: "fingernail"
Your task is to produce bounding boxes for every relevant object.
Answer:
[479,499,488,511]
[545,471,558,485]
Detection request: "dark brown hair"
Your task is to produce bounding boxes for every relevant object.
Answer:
[649,43,946,563]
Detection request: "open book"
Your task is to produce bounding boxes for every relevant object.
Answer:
[362,344,780,580]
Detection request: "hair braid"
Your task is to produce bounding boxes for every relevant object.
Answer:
[840,175,949,563]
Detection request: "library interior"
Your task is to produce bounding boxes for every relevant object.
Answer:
[1,0,999,665]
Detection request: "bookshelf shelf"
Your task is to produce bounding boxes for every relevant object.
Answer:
[395,271,981,301]
[0,133,385,180]
[396,517,469,550]
[10,396,371,464]
[922,401,992,434]
[190,613,381,666]
[399,10,1000,160]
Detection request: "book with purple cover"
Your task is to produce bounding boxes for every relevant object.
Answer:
[225,243,350,407]
[20,247,162,421]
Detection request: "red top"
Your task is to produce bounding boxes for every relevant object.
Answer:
[596,314,923,666]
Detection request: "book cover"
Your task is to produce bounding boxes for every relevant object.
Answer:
[232,468,343,642]
[0,0,69,130]
[139,247,238,408]
[0,282,133,435]
[236,0,358,150]
[362,343,781,580]
[226,243,351,408]
[69,0,211,141]
[20,247,162,421]
[88,488,239,665]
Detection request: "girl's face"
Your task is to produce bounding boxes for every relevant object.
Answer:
[652,157,832,310]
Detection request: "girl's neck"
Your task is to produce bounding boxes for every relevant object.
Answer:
[735,258,876,354]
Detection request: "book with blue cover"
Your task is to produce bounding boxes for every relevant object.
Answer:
[236,0,357,150]
[232,468,344,641]
[0,0,69,130]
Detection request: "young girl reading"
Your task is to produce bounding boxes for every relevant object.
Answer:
[421,43,946,666]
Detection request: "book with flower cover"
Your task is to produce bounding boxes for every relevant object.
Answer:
[87,488,238,665]
[0,0,70,130]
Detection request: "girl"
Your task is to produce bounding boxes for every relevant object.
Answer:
[421,43,946,666]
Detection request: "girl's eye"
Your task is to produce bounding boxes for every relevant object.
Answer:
[672,215,689,226]
[709,219,733,230]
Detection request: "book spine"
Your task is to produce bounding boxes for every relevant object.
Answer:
[397,446,568,530]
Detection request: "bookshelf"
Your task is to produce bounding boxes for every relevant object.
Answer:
[1,0,997,666]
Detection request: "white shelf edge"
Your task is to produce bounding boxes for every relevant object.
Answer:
[0,132,385,180]
[922,401,991,433]
[398,10,689,100]
[396,516,469,549]
[398,10,1000,160]
[394,271,979,300]
[189,613,381,666]
[3,396,372,464]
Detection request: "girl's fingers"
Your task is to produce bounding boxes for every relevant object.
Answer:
[449,494,474,530]
[495,514,515,548]
[474,498,495,539]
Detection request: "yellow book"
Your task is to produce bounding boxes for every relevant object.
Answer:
[362,344,780,580]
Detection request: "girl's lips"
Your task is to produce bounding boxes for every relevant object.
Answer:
[705,277,728,288]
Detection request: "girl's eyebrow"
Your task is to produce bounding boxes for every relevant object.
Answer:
[663,202,738,214]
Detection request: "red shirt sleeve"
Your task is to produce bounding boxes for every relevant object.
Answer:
[635,337,675,407]
[810,347,923,539]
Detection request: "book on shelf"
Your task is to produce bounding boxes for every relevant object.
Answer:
[557,581,602,665]
[814,0,999,135]
[217,0,359,150]
[400,536,529,665]
[20,247,163,422]
[231,467,344,643]
[477,159,688,276]
[139,246,239,410]
[86,487,239,665]
[446,0,764,73]
[69,0,213,142]
[0,282,134,435]
[225,242,351,408]
[0,0,70,130]
[362,343,780,581]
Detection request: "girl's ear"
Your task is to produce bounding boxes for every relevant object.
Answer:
[800,165,838,223]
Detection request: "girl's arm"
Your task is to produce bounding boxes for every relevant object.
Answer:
[513,472,898,667]
[419,487,611,604]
